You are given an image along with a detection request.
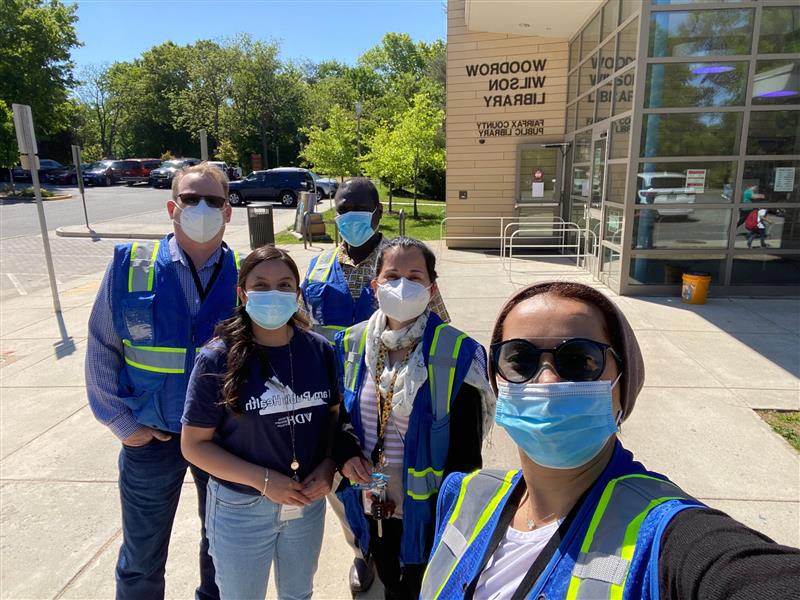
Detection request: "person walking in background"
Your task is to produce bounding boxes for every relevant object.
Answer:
[85,163,238,600]
[737,183,766,227]
[181,246,340,600]
[746,207,771,249]
[334,237,495,600]
[301,177,449,594]
[421,281,800,600]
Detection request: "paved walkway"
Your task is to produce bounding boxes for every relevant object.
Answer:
[1,220,798,599]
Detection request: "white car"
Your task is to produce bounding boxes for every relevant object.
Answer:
[636,172,696,217]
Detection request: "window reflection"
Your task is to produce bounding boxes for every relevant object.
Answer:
[743,160,800,203]
[629,255,725,285]
[731,255,800,286]
[596,82,613,122]
[617,19,638,69]
[573,166,590,197]
[632,208,731,250]
[746,111,800,156]
[753,60,800,106]
[641,112,742,157]
[606,164,627,204]
[582,13,601,60]
[733,207,800,251]
[575,131,592,163]
[604,209,625,246]
[578,95,595,129]
[636,162,736,204]
[610,117,631,158]
[759,6,800,55]
[649,9,753,58]
[645,62,747,108]
[579,54,598,96]
[614,69,635,115]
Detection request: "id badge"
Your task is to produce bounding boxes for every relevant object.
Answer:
[362,488,382,515]
[279,504,304,521]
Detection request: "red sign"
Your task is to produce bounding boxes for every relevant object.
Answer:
[533,169,544,182]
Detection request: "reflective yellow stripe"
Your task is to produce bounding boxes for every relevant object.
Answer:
[432,470,516,600]
[128,242,138,293]
[146,242,159,290]
[408,467,444,477]
[122,339,186,354]
[309,250,336,282]
[607,496,682,600]
[408,489,439,500]
[350,328,368,390]
[446,334,466,413]
[123,356,184,374]
[427,324,448,412]
[234,250,241,270]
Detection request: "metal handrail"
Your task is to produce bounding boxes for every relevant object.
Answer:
[505,226,598,270]
[501,217,569,258]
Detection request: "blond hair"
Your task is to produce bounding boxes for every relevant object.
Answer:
[172,162,229,201]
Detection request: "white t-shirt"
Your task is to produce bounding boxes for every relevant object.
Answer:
[757,209,768,229]
[473,520,560,600]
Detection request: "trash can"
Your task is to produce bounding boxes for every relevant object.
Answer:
[681,271,711,305]
[247,203,274,250]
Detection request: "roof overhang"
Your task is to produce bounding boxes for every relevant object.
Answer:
[464,0,603,38]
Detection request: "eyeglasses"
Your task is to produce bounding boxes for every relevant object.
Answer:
[490,338,622,383]
[177,193,227,209]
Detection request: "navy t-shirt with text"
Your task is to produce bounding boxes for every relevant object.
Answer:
[182,327,339,494]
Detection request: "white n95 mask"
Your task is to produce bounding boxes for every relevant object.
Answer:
[377,278,431,322]
[176,199,224,243]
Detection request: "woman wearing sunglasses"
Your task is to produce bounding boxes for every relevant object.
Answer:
[421,281,799,600]
[334,237,495,599]
[181,246,340,600]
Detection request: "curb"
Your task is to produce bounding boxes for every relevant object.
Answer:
[0,193,73,202]
[55,227,166,240]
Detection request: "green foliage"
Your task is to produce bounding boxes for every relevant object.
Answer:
[758,410,800,452]
[81,143,103,162]
[0,100,17,168]
[160,150,174,161]
[214,138,238,165]
[299,105,359,179]
[0,0,80,137]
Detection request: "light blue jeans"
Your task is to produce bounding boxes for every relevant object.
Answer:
[206,478,325,600]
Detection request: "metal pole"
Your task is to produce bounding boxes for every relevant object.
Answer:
[30,163,62,313]
[200,129,208,161]
[72,144,89,229]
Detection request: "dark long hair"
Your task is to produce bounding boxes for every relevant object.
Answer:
[214,245,309,414]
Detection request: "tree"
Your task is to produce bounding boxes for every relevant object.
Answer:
[299,105,358,180]
[0,100,18,183]
[75,64,122,157]
[392,93,445,217]
[214,138,238,165]
[360,124,410,213]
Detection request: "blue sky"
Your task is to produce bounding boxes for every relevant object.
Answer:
[67,0,447,69]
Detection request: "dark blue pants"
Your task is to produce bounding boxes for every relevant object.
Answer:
[116,435,218,600]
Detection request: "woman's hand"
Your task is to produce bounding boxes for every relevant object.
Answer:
[342,456,373,485]
[263,471,311,507]
[301,458,336,501]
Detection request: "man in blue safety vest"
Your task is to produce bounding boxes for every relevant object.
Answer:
[301,177,449,593]
[86,163,239,600]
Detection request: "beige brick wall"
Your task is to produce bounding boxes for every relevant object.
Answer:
[446,0,568,248]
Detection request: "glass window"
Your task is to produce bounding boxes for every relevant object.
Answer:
[578,95,595,129]
[591,140,607,208]
[733,207,800,251]
[579,54,598,96]
[596,81,613,122]
[747,111,800,156]
[519,148,559,203]
[753,60,800,106]
[614,68,635,115]
[731,255,800,286]
[617,19,638,70]
[645,62,747,108]
[759,6,800,55]
[743,160,800,203]
[636,161,737,205]
[641,112,743,157]
[629,254,725,285]
[573,166,591,197]
[570,199,588,229]
[632,208,731,249]
[604,207,625,245]
[568,71,578,103]
[610,116,631,158]
[582,13,601,60]
[620,0,638,24]
[606,164,627,204]
[649,9,753,58]
[566,103,576,133]
[602,246,623,286]
[575,131,592,163]
[603,1,620,40]
[598,38,616,84]
[569,39,580,72]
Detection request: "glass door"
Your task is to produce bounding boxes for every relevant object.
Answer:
[586,131,608,274]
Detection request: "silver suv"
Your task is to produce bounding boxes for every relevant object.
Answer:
[636,172,696,217]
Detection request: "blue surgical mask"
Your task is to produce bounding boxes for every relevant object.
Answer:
[495,377,622,469]
[335,210,376,247]
[245,290,298,330]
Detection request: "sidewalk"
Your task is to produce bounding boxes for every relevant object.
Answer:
[1,231,798,599]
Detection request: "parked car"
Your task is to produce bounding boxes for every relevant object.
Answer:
[45,163,91,185]
[227,167,316,207]
[82,160,138,186]
[119,159,162,186]
[149,158,201,188]
[310,172,339,199]
[207,161,231,179]
[12,159,64,182]
[636,172,696,217]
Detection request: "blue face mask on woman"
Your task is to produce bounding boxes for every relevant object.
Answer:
[495,377,622,469]
[335,210,376,247]
[244,290,298,330]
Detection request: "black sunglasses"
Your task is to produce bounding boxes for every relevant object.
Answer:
[177,193,227,209]
[491,338,622,383]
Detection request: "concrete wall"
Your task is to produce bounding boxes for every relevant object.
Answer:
[446,0,569,247]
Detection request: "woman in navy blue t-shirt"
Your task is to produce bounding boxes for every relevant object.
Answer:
[182,245,339,600]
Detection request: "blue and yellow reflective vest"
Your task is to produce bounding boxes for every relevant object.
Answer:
[110,235,239,433]
[302,249,376,343]
[334,312,482,565]
[421,441,705,599]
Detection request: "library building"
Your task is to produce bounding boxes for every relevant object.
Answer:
[446,0,800,295]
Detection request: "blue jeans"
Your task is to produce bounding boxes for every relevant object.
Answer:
[206,478,326,600]
[116,436,218,600]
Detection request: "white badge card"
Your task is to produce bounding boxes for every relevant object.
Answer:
[279,504,304,521]
[362,489,382,515]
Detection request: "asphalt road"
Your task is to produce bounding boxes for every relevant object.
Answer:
[0,184,299,304]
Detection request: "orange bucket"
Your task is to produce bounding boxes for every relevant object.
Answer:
[681,272,711,305]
